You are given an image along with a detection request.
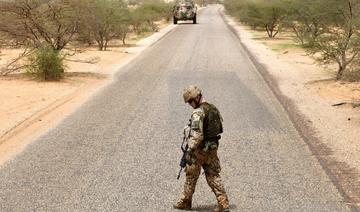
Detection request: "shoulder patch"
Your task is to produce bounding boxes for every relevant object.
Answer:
[191,109,203,130]
[191,115,200,130]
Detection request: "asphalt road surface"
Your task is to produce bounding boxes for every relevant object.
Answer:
[0,5,353,212]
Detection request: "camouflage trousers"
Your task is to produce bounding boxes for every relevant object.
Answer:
[179,148,229,208]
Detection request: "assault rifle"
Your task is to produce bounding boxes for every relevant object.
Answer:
[177,120,191,180]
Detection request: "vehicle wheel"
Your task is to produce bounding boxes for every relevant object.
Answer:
[173,17,178,24]
[193,15,197,24]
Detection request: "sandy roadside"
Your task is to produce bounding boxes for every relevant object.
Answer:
[0,23,176,165]
[222,10,360,206]
[0,47,132,165]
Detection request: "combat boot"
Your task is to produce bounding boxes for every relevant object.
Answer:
[214,205,230,212]
[173,199,192,210]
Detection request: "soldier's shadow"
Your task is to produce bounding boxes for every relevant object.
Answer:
[191,204,236,211]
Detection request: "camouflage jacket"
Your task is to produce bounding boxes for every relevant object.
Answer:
[187,105,205,150]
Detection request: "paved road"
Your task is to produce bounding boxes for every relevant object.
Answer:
[0,5,353,212]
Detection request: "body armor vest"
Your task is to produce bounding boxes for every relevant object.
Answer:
[199,102,223,141]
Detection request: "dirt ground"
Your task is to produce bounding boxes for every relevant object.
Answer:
[0,43,132,164]
[246,28,360,103]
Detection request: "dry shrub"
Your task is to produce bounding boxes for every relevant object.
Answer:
[27,44,65,81]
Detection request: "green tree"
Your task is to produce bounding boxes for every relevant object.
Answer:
[284,0,327,47]
[307,0,360,80]
[78,0,130,50]
[130,1,174,33]
[224,0,286,37]
[0,0,80,51]
[223,0,249,24]
[261,1,286,38]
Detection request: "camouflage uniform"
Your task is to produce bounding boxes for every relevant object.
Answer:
[176,102,230,211]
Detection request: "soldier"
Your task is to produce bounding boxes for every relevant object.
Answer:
[174,85,230,212]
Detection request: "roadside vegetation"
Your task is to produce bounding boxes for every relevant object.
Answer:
[223,0,360,81]
[0,0,174,81]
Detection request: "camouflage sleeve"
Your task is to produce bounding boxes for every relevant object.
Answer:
[188,108,204,150]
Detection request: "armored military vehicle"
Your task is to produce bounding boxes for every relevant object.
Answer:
[173,1,197,24]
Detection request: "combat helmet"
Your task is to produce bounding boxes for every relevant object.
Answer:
[183,85,202,103]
